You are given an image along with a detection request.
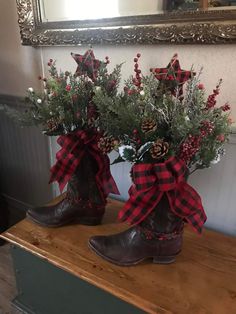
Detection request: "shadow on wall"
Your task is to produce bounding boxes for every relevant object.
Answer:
[0,56,41,97]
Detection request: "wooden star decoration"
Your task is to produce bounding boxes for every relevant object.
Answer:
[71,49,102,81]
[150,54,194,96]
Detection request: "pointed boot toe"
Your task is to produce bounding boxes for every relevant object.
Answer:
[27,208,35,219]
[26,205,58,227]
[88,234,126,265]
[27,207,43,223]
[89,236,107,257]
[88,227,153,266]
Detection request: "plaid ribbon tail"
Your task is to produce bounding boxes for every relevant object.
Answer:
[118,185,163,225]
[49,135,85,193]
[49,157,82,193]
[168,182,207,234]
[100,155,120,196]
[91,152,120,202]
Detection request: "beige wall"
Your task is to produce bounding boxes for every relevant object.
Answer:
[0,0,41,96]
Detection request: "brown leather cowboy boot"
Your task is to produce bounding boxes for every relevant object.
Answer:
[27,154,106,227]
[89,195,184,266]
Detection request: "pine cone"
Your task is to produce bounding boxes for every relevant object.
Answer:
[98,137,116,154]
[141,118,157,133]
[87,102,98,120]
[46,117,61,132]
[150,139,169,160]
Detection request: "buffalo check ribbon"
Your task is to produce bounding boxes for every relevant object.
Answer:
[49,129,120,201]
[118,156,207,234]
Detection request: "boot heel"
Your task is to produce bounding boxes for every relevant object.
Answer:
[153,255,176,264]
[79,216,103,226]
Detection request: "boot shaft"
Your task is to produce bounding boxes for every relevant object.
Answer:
[67,153,104,205]
[141,194,183,234]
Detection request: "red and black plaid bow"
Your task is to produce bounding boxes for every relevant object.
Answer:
[49,129,120,201]
[150,54,194,96]
[118,156,206,234]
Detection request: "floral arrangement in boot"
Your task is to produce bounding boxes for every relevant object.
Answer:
[5,49,121,227]
[16,51,121,136]
[88,53,232,266]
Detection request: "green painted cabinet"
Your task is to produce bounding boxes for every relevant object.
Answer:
[11,246,145,314]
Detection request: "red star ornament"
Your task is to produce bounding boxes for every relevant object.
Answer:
[150,54,195,96]
[71,49,103,81]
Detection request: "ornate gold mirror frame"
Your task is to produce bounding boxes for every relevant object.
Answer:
[17,0,236,46]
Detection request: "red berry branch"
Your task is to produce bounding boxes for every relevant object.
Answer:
[206,79,222,109]
[179,120,214,164]
[220,103,230,112]
[132,53,142,90]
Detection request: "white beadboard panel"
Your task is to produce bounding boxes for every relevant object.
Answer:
[0,99,53,208]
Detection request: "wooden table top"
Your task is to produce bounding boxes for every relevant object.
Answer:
[1,197,236,314]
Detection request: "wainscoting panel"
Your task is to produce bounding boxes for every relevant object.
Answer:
[0,95,53,209]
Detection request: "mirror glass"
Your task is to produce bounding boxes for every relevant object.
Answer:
[40,0,236,22]
[208,0,236,10]
[40,0,165,22]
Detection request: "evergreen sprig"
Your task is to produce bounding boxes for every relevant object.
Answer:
[3,57,123,136]
[93,54,232,170]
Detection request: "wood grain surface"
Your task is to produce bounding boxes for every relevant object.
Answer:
[1,197,236,314]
